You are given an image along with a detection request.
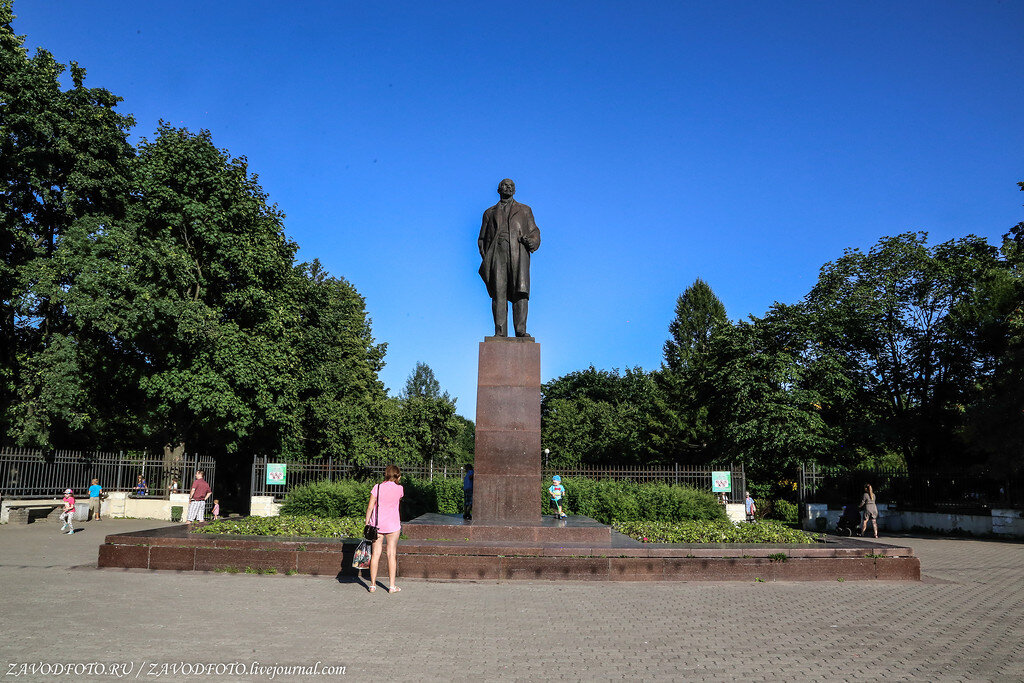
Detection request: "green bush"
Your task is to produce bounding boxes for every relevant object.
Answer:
[400,475,465,517]
[279,478,371,518]
[279,476,726,524]
[279,476,467,520]
[612,520,822,544]
[170,506,183,522]
[767,499,798,524]
[541,478,726,524]
[196,515,364,538]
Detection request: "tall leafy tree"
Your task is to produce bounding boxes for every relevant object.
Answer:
[663,278,727,374]
[1,0,135,446]
[400,361,449,400]
[110,124,300,455]
[542,366,673,466]
[961,183,1024,471]
[802,231,1001,470]
[284,260,389,461]
[396,362,460,464]
[659,278,728,458]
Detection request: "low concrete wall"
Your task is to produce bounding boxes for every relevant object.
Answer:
[83,491,190,521]
[724,503,745,524]
[250,496,282,517]
[993,508,1024,535]
[804,504,1024,536]
[1,492,192,523]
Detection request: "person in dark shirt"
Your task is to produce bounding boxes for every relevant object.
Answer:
[185,470,212,527]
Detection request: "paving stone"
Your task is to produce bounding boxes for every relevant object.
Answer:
[0,522,1021,681]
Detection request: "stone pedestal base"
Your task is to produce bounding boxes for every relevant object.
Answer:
[474,337,541,524]
[402,513,612,544]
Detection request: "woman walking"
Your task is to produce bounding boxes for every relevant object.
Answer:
[365,465,404,593]
[859,483,879,538]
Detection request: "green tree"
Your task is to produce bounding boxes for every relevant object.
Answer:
[452,414,475,464]
[802,231,1001,470]
[1,0,135,446]
[395,362,461,465]
[699,310,848,484]
[400,361,449,400]
[961,183,1024,471]
[663,278,728,374]
[541,366,673,466]
[109,124,301,455]
[284,260,389,461]
[659,278,728,459]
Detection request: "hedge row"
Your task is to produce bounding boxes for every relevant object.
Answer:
[278,476,727,524]
[542,478,727,524]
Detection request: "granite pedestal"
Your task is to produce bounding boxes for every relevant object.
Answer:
[473,336,541,525]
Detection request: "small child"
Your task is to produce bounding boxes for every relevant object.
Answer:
[212,499,220,520]
[87,478,103,521]
[135,475,148,496]
[169,478,179,494]
[548,475,567,519]
[60,488,76,534]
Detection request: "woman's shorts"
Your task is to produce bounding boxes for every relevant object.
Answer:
[863,509,878,520]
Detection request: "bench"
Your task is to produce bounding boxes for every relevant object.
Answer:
[0,499,66,525]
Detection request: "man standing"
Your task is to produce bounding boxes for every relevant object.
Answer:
[478,179,541,337]
[185,469,212,526]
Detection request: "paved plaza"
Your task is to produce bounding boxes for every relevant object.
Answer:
[0,520,1021,682]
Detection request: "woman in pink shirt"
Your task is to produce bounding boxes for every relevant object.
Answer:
[364,465,404,593]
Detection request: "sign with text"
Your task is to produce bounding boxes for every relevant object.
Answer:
[266,463,287,486]
[711,471,732,493]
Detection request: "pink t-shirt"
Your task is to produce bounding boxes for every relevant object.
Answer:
[369,481,404,534]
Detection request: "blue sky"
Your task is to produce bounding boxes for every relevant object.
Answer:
[12,1,1024,418]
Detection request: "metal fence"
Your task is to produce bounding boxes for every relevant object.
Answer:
[799,462,1022,513]
[251,457,465,499]
[541,464,747,503]
[252,456,745,502]
[0,447,216,499]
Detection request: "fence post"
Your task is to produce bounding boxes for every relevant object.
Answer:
[429,458,434,481]
[674,462,679,486]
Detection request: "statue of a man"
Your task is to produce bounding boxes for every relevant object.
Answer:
[478,179,541,337]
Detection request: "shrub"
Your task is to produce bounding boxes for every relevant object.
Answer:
[170,506,183,522]
[279,479,371,518]
[612,520,822,544]
[768,499,798,524]
[400,475,464,517]
[279,476,467,520]
[279,475,726,524]
[542,478,726,524]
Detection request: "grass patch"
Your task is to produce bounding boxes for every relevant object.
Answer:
[613,520,823,544]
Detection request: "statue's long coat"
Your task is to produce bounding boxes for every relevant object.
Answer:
[478,199,541,299]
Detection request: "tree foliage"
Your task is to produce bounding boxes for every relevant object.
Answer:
[0,6,447,470]
[541,366,673,466]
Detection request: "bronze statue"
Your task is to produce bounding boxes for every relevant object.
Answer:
[478,179,541,337]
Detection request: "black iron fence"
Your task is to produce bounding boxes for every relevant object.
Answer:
[251,457,462,499]
[252,456,746,503]
[541,464,747,503]
[799,463,1022,513]
[0,447,215,499]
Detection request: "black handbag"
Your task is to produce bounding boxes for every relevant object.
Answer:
[363,482,381,541]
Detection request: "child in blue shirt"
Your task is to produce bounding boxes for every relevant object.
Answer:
[87,478,103,521]
[548,475,567,519]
